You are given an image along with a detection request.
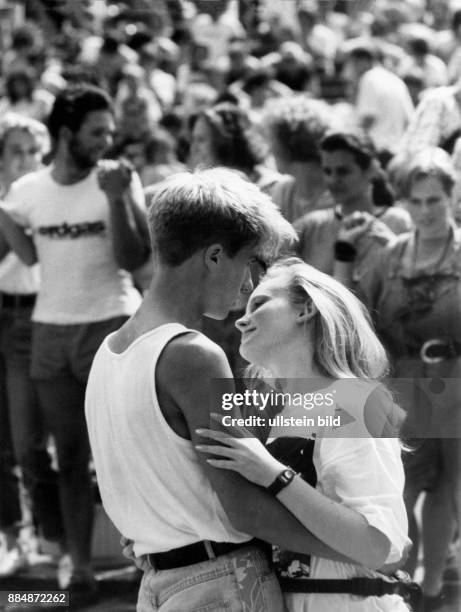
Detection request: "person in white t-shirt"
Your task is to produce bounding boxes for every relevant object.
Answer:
[346,45,414,157]
[0,114,55,576]
[191,0,245,65]
[0,85,150,596]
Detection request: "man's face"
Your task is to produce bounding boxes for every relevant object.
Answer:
[204,244,256,320]
[2,128,42,183]
[321,149,370,206]
[68,110,115,170]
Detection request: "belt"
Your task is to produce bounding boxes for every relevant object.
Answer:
[280,575,422,604]
[0,292,36,309]
[147,539,269,571]
[418,339,461,364]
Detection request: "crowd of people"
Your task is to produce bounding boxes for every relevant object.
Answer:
[0,0,460,611]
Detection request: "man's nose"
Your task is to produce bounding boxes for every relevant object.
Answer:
[240,267,254,295]
[104,133,113,149]
[421,201,432,212]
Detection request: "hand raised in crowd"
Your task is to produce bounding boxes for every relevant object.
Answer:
[97,160,134,199]
[337,211,374,247]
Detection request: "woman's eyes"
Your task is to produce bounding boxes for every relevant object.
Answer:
[250,298,267,311]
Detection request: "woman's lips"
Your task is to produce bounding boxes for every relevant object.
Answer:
[241,328,257,342]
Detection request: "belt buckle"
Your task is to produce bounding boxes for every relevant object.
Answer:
[203,541,216,560]
[420,339,446,364]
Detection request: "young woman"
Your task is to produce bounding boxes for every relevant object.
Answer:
[356,148,461,609]
[196,258,410,612]
[188,101,285,198]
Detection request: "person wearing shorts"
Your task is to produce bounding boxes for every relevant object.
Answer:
[0,85,150,592]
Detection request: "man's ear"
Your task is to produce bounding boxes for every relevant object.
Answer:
[204,244,224,269]
[297,299,317,324]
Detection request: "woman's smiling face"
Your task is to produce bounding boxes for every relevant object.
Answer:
[235,275,303,367]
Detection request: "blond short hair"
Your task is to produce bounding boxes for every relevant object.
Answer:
[0,113,50,157]
[147,167,297,266]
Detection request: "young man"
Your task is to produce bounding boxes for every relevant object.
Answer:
[85,168,353,611]
[294,131,412,289]
[0,85,150,592]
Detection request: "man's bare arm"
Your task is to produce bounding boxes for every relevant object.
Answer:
[156,333,351,562]
[0,207,37,264]
[98,163,151,271]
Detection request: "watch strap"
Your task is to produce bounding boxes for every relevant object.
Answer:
[267,468,296,496]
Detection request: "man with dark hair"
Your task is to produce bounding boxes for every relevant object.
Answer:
[46,84,113,144]
[294,130,411,291]
[0,84,150,594]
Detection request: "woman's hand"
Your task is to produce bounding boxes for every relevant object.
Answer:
[195,417,287,488]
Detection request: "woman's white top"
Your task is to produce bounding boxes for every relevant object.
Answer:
[278,379,410,612]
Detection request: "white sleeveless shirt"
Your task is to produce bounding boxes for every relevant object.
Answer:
[85,323,250,556]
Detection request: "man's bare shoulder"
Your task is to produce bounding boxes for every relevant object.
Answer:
[156,329,234,429]
[158,329,232,386]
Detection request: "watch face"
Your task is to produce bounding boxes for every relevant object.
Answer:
[282,469,294,482]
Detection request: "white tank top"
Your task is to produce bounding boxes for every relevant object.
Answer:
[85,323,250,556]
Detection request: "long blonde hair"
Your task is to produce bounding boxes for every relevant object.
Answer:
[252,258,389,379]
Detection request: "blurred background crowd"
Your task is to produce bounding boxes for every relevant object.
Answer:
[0,0,461,610]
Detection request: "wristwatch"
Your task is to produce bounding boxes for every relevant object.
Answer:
[267,468,296,496]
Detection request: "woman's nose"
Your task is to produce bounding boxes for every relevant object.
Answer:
[235,313,249,332]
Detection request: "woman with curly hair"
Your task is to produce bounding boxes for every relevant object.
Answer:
[188,101,285,200]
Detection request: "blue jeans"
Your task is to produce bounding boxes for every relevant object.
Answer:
[137,545,285,612]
